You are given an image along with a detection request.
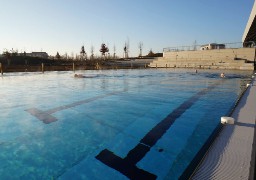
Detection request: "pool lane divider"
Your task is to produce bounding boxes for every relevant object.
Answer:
[95,81,221,180]
[25,90,125,124]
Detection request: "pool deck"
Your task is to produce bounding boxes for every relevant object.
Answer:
[192,76,256,180]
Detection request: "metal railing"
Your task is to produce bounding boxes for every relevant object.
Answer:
[163,42,248,53]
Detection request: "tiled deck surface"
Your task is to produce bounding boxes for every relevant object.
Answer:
[192,77,256,180]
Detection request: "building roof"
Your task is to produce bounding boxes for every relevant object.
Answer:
[31,52,48,54]
[243,0,256,42]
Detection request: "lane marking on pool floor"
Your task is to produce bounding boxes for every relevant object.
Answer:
[25,90,125,124]
[95,82,221,180]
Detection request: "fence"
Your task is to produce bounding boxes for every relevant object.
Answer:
[163,42,248,53]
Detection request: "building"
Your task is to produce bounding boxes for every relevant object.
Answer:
[27,52,49,59]
[200,43,225,50]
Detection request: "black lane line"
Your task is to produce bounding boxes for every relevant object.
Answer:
[96,149,156,180]
[25,90,125,124]
[96,82,219,180]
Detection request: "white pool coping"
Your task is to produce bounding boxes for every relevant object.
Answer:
[191,77,256,179]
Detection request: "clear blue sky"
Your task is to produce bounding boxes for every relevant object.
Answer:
[0,0,254,57]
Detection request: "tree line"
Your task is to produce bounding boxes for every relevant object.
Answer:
[1,42,162,65]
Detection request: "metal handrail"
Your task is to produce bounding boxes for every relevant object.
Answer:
[163,42,253,53]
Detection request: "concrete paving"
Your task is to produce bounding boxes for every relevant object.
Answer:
[191,76,256,180]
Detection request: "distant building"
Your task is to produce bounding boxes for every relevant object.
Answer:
[200,43,225,50]
[26,52,49,58]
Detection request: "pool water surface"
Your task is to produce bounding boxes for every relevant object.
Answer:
[0,69,251,179]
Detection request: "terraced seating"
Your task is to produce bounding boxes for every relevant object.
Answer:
[149,48,255,70]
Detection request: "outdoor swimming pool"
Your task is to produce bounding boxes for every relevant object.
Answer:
[0,69,251,179]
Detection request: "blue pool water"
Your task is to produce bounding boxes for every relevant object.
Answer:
[0,69,251,179]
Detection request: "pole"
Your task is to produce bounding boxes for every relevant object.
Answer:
[73,62,75,72]
[0,63,3,75]
[42,63,44,73]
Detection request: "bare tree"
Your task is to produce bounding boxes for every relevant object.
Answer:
[70,52,74,60]
[10,48,18,56]
[61,52,67,60]
[123,38,130,58]
[90,46,94,60]
[24,51,28,65]
[138,41,143,57]
[124,44,127,58]
[123,43,129,58]
[56,52,61,60]
[3,49,11,66]
[147,49,154,57]
[75,54,79,60]
[113,45,116,59]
